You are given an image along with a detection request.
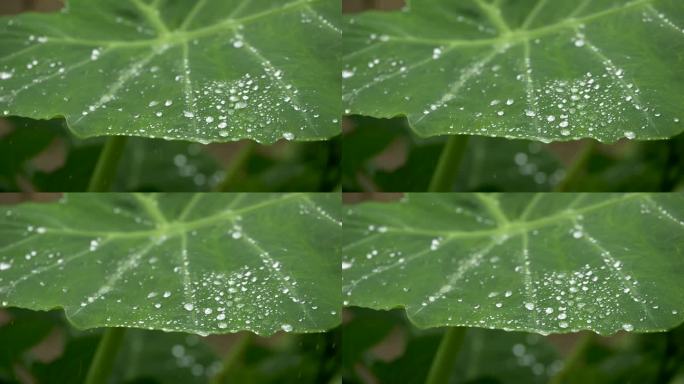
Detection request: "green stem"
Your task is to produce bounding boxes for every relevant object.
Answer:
[84,328,126,384]
[428,136,470,192]
[210,332,253,384]
[554,141,596,192]
[216,141,256,192]
[87,136,128,192]
[548,332,594,384]
[425,327,467,384]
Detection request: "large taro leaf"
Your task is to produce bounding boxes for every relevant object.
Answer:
[342,193,684,335]
[0,0,341,144]
[342,0,684,143]
[0,193,342,336]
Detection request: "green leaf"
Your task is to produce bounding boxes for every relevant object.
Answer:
[31,332,101,384]
[0,117,63,191]
[0,0,341,144]
[230,331,341,384]
[112,330,220,384]
[0,308,58,374]
[343,0,684,143]
[0,193,342,336]
[342,193,684,335]
[114,140,223,192]
[342,307,401,375]
[368,328,560,384]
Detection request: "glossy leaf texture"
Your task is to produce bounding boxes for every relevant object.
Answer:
[342,193,684,335]
[0,0,341,144]
[343,0,684,143]
[0,193,342,336]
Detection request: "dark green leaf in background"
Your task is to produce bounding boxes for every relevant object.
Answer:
[342,116,565,192]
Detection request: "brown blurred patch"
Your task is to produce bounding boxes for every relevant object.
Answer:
[343,192,403,204]
[343,0,406,13]
[0,0,63,15]
[0,193,62,204]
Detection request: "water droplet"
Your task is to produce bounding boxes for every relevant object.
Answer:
[0,262,11,271]
[624,131,636,140]
[281,324,293,332]
[622,323,634,332]
[525,303,535,310]
[559,321,569,328]
[342,69,355,79]
[183,303,194,311]
[432,48,442,59]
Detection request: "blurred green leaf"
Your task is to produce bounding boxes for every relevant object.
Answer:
[0,117,63,191]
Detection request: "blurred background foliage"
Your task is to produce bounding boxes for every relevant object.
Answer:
[342,116,684,193]
[0,307,340,384]
[342,307,684,384]
[0,117,340,193]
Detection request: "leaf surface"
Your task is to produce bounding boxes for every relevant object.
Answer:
[343,0,684,142]
[0,0,341,144]
[343,193,684,335]
[0,193,342,336]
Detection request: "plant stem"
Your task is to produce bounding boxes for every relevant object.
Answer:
[425,327,467,384]
[548,332,594,384]
[87,136,128,192]
[210,332,253,384]
[216,141,256,192]
[428,136,470,192]
[84,328,126,384]
[554,141,596,192]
